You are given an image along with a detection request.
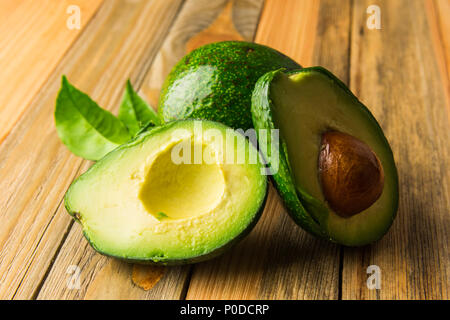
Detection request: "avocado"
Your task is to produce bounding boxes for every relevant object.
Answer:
[158,41,300,130]
[65,120,268,264]
[252,67,398,246]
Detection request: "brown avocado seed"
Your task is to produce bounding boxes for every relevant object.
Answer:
[318,131,384,218]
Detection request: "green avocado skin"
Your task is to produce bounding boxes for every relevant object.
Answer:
[159,41,300,130]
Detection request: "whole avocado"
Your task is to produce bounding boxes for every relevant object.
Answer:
[158,41,300,130]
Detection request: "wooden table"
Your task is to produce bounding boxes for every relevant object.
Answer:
[0,0,448,300]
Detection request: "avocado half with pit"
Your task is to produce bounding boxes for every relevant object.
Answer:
[159,41,300,130]
[251,67,398,246]
[65,120,267,264]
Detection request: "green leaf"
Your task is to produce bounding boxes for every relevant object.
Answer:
[118,80,161,136]
[55,76,131,161]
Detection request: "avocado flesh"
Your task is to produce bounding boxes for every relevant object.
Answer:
[269,69,398,245]
[139,143,226,220]
[65,120,267,264]
[251,67,398,245]
[159,41,300,130]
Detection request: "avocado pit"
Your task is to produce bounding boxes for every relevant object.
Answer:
[319,131,384,218]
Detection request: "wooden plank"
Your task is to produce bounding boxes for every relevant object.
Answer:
[0,0,183,300]
[37,0,265,300]
[342,0,449,300]
[425,0,450,116]
[0,0,104,144]
[37,223,189,299]
[253,0,319,66]
[434,0,450,80]
[185,0,352,300]
[140,0,265,107]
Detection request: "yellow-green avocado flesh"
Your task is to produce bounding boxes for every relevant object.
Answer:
[65,120,267,264]
[252,67,398,246]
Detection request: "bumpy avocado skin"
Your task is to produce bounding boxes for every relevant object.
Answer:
[159,41,300,130]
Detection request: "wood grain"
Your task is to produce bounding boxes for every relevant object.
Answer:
[38,0,266,300]
[37,223,188,299]
[434,0,450,80]
[185,0,352,300]
[425,0,450,118]
[342,0,449,300]
[254,0,320,66]
[0,0,183,300]
[185,0,244,52]
[0,0,104,144]
[0,0,448,300]
[139,0,265,107]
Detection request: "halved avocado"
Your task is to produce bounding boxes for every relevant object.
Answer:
[252,67,398,246]
[65,120,267,264]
